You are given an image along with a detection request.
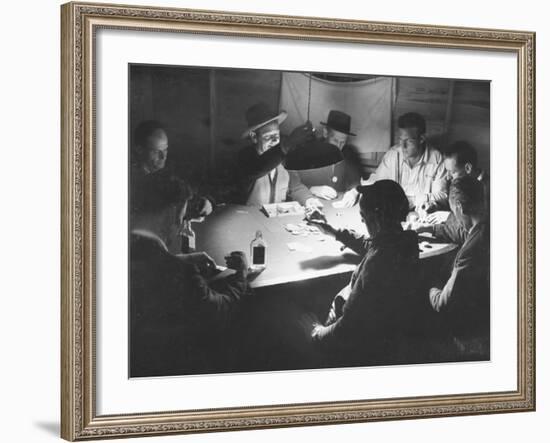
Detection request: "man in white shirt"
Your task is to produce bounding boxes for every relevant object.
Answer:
[341,112,447,209]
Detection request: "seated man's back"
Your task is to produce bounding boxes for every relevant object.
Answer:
[130,231,249,376]
[311,181,422,366]
[430,222,490,346]
[429,176,490,359]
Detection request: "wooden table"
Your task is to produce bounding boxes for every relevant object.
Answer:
[194,199,457,289]
[193,200,459,373]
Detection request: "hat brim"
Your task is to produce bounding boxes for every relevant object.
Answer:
[241,111,288,139]
[320,121,356,137]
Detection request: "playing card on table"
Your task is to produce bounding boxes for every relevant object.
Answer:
[287,242,313,252]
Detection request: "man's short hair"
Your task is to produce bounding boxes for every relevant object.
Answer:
[449,176,485,216]
[133,120,165,149]
[444,140,478,168]
[133,171,193,217]
[397,112,426,135]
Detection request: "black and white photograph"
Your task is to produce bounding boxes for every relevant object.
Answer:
[128,64,490,378]
[2,0,546,440]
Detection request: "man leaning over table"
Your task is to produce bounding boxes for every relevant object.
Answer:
[130,173,251,376]
[130,120,213,225]
[414,140,490,245]
[341,112,447,210]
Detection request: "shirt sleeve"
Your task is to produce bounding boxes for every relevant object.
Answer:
[288,171,314,204]
[240,145,286,181]
[334,229,369,256]
[179,263,250,326]
[433,213,468,245]
[342,146,363,190]
[429,250,473,313]
[364,150,395,184]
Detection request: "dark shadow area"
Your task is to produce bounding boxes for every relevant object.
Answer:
[299,252,360,270]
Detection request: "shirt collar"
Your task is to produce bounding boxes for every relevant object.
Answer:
[468,221,485,238]
[399,143,430,167]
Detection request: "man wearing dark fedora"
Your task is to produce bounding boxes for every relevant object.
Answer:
[288,110,362,208]
[236,102,314,206]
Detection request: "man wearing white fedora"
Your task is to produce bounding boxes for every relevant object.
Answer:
[237,102,314,206]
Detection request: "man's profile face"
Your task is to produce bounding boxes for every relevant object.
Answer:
[398,127,424,160]
[255,121,280,154]
[325,128,348,150]
[143,129,168,173]
[444,156,468,180]
[450,197,471,230]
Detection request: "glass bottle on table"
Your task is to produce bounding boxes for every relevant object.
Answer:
[415,193,434,222]
[250,230,267,271]
[180,220,196,254]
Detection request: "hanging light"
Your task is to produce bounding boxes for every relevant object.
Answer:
[285,139,344,170]
[284,74,344,171]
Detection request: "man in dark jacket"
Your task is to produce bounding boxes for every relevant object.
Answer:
[308,180,421,365]
[236,102,315,206]
[429,176,490,359]
[130,173,250,377]
[288,110,363,209]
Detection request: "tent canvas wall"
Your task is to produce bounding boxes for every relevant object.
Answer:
[279,73,393,177]
[129,65,490,186]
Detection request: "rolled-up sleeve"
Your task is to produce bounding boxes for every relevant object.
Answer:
[433,213,468,245]
[429,253,472,313]
[334,229,369,256]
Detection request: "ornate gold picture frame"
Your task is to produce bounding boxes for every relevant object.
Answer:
[61,1,535,440]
